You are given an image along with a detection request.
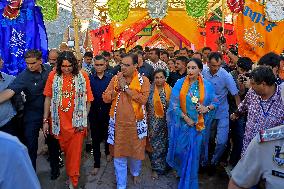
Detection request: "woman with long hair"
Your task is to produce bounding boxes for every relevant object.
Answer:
[42,51,93,189]
[146,69,172,179]
[167,58,218,189]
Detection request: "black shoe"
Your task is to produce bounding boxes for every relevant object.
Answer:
[59,156,64,168]
[50,170,60,180]
[207,165,216,176]
[85,143,92,153]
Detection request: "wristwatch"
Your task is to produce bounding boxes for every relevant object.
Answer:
[123,85,129,92]
[207,106,211,112]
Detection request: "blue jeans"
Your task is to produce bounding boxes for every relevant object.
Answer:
[210,118,229,165]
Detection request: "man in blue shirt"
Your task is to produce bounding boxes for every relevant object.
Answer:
[89,55,113,175]
[0,131,41,189]
[0,57,17,136]
[202,52,240,175]
[0,50,52,170]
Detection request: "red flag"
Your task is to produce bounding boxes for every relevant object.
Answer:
[89,25,114,55]
[205,21,237,51]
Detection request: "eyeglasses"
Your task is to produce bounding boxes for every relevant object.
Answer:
[120,63,132,67]
[61,65,72,68]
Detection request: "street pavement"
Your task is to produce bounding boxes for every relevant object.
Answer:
[37,134,229,189]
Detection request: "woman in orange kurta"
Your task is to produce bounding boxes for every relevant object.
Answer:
[43,51,93,189]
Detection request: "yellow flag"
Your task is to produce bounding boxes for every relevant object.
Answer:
[236,0,284,62]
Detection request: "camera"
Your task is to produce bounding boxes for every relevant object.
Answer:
[238,73,251,83]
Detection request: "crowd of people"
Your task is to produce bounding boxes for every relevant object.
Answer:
[0,42,283,189]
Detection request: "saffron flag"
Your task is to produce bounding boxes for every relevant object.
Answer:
[0,0,48,75]
[89,25,114,56]
[236,0,284,62]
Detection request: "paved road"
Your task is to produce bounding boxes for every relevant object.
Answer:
[37,150,229,189]
[37,132,229,189]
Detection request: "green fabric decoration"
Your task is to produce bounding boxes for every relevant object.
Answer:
[185,0,208,18]
[107,0,130,22]
[36,0,58,21]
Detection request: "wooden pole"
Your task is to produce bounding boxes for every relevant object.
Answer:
[222,0,225,33]
[71,0,80,57]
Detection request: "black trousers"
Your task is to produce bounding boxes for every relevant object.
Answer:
[90,117,110,168]
[23,120,41,170]
[0,116,18,136]
[46,134,61,174]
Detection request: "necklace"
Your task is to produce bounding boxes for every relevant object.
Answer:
[59,76,75,112]
[189,82,199,104]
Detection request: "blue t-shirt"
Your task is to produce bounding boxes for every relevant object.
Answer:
[0,131,40,189]
[202,66,238,119]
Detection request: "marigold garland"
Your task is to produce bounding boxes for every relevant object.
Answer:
[37,0,58,21]
[185,0,208,18]
[107,0,130,22]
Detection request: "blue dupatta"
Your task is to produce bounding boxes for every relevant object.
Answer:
[166,77,218,189]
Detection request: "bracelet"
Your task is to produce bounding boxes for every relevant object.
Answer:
[43,118,49,124]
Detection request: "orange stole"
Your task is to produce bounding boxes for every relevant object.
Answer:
[153,83,172,118]
[180,75,205,131]
[109,70,144,120]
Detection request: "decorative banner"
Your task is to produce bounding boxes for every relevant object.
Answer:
[116,19,152,48]
[111,10,148,38]
[89,25,114,55]
[2,0,23,19]
[185,0,208,18]
[0,0,48,75]
[137,25,152,36]
[107,0,129,22]
[73,0,94,20]
[147,0,168,19]
[161,11,199,45]
[265,0,284,22]
[37,0,58,21]
[205,21,237,51]
[236,0,284,62]
[227,0,244,13]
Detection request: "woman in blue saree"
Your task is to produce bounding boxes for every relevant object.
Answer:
[167,58,218,189]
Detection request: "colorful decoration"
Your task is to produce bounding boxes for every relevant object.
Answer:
[147,0,168,19]
[236,0,284,62]
[265,0,284,22]
[227,0,244,13]
[73,0,94,20]
[107,0,130,22]
[89,25,114,55]
[37,0,58,21]
[116,19,152,48]
[185,0,208,18]
[0,0,48,75]
[2,0,23,19]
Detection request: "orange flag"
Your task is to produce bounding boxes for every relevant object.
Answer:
[236,0,284,62]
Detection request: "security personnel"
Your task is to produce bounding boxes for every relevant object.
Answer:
[228,124,284,189]
[0,50,51,171]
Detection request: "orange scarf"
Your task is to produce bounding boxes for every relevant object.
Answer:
[110,70,144,120]
[153,83,172,118]
[180,75,205,131]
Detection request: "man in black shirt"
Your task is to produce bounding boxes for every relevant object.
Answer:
[89,55,112,175]
[0,50,51,171]
[167,56,188,87]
